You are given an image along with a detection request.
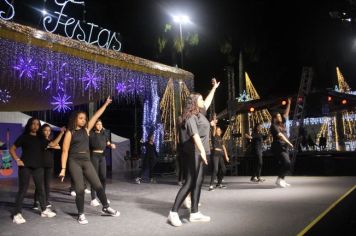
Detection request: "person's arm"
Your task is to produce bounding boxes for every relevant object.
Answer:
[245,133,252,140]
[59,131,72,182]
[87,97,112,132]
[222,144,229,162]
[283,97,292,119]
[203,78,220,110]
[9,145,24,167]
[192,134,207,165]
[48,127,66,147]
[277,132,293,148]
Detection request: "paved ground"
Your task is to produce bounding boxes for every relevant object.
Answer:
[0,176,355,236]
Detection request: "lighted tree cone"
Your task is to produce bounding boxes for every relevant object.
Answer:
[179,80,190,114]
[160,79,177,151]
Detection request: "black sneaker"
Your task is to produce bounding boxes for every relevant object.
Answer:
[250,177,258,182]
[32,201,40,210]
[46,202,52,208]
[216,184,227,189]
[102,207,120,217]
[257,177,266,182]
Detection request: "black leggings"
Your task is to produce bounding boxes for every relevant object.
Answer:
[272,144,291,179]
[172,150,204,213]
[251,150,263,179]
[14,167,46,214]
[34,167,52,204]
[177,146,185,182]
[138,156,155,179]
[69,156,108,214]
[210,152,226,186]
[90,152,107,200]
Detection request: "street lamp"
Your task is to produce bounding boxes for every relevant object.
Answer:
[173,14,191,69]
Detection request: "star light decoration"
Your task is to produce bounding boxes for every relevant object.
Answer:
[38,61,73,92]
[13,57,38,79]
[115,82,127,93]
[51,93,73,112]
[127,78,145,94]
[237,90,251,102]
[80,69,101,90]
[0,89,11,104]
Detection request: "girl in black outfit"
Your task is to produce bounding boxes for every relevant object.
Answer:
[270,112,294,188]
[168,78,220,227]
[89,119,116,207]
[59,97,120,224]
[209,123,229,191]
[10,118,57,224]
[33,124,65,209]
[245,123,267,183]
[135,133,158,184]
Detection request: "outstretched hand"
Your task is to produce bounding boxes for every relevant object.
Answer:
[211,78,220,89]
[105,96,112,106]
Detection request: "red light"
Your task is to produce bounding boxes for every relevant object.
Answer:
[298,97,303,103]
[327,96,332,102]
[249,107,255,112]
[341,99,347,105]
[281,100,287,106]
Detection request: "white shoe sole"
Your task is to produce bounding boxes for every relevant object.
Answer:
[189,218,211,222]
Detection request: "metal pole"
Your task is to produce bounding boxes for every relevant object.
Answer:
[179,23,184,69]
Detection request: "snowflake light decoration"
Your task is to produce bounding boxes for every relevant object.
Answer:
[13,57,38,79]
[51,93,73,112]
[116,82,127,93]
[0,89,11,104]
[80,69,101,90]
[38,61,73,92]
[237,90,251,102]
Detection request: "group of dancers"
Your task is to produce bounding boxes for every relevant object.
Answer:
[9,79,294,227]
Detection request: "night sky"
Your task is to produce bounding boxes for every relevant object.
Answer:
[10,0,356,143]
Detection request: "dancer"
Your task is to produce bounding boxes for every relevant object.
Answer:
[168,78,219,227]
[59,97,120,224]
[135,133,158,184]
[209,121,229,191]
[33,124,66,209]
[89,119,116,206]
[10,118,57,224]
[270,104,294,187]
[245,123,266,183]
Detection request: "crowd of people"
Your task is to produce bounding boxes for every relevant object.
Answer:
[9,79,295,227]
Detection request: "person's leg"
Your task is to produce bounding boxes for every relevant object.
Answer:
[217,154,226,185]
[191,153,204,213]
[32,168,46,211]
[256,150,263,178]
[98,154,107,192]
[278,151,291,179]
[82,160,108,208]
[14,167,31,214]
[69,158,86,214]
[90,153,100,200]
[209,153,219,186]
[44,167,52,204]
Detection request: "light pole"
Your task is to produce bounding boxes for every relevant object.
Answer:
[173,15,191,69]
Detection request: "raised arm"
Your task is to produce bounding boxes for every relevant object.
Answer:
[59,130,72,182]
[283,97,291,119]
[204,78,220,110]
[87,97,112,132]
[48,127,66,148]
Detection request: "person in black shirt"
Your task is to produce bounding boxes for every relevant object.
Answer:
[209,122,229,191]
[270,110,294,188]
[89,119,116,206]
[168,78,220,227]
[135,133,158,184]
[33,124,65,209]
[59,97,120,224]
[9,118,57,224]
[245,123,267,183]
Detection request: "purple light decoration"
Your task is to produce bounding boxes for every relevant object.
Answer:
[116,82,127,93]
[81,69,101,90]
[13,57,38,79]
[51,93,73,112]
[39,61,73,92]
[127,78,145,94]
[0,89,11,103]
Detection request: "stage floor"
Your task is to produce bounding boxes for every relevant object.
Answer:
[0,175,355,236]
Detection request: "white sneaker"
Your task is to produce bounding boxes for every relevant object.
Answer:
[284,181,291,187]
[13,213,26,224]
[90,199,100,207]
[41,208,56,218]
[189,212,211,222]
[135,177,141,184]
[70,191,76,197]
[168,211,182,227]
[84,189,91,194]
[78,214,88,224]
[276,178,287,188]
[102,207,120,217]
